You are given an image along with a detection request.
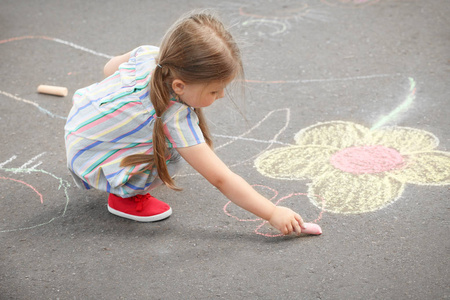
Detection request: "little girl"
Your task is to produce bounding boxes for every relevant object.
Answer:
[65,11,306,236]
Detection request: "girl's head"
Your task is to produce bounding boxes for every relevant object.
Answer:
[157,11,242,92]
[122,11,243,190]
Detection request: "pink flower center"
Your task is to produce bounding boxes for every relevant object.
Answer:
[330,145,404,174]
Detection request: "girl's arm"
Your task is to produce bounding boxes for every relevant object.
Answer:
[176,143,306,235]
[103,51,132,77]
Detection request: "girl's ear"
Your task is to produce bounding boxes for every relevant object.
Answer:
[172,79,186,95]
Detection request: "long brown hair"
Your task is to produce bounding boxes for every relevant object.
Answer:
[120,11,243,190]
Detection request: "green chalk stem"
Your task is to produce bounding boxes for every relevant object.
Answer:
[371,77,416,130]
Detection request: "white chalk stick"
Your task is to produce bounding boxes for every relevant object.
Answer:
[302,222,322,235]
[37,85,68,97]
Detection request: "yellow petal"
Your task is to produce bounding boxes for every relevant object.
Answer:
[368,127,439,154]
[295,121,370,149]
[254,145,335,180]
[388,151,450,185]
[308,170,405,214]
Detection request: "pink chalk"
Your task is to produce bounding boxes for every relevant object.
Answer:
[302,223,322,235]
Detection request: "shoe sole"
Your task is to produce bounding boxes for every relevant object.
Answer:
[107,205,172,222]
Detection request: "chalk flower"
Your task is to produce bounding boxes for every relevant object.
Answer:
[254,121,450,214]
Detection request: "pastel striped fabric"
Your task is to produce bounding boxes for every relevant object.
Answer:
[64,45,205,197]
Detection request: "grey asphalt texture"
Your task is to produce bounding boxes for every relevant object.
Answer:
[1,0,449,299]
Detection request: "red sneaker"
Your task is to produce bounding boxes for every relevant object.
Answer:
[107,193,172,222]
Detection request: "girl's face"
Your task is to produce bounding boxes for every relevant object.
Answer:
[172,79,231,108]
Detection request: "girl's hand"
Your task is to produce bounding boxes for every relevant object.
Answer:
[269,206,306,236]
[177,144,307,234]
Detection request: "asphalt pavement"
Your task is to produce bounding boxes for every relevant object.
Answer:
[1,0,449,299]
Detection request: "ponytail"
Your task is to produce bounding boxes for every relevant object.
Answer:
[149,63,179,190]
[120,63,180,190]
[121,11,243,191]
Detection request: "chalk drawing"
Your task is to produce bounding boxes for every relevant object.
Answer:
[216,108,290,167]
[239,3,310,19]
[0,35,113,120]
[0,154,71,233]
[0,90,67,120]
[176,108,292,180]
[371,77,416,130]
[0,36,113,59]
[321,0,380,6]
[213,133,290,146]
[211,73,403,171]
[242,19,289,36]
[223,185,325,237]
[18,152,47,170]
[245,73,401,84]
[0,177,43,204]
[216,2,328,39]
[238,3,311,36]
[254,120,450,214]
[179,75,446,220]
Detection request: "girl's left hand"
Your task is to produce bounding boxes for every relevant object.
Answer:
[268,206,306,236]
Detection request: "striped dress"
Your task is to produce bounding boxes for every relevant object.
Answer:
[64,45,205,197]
